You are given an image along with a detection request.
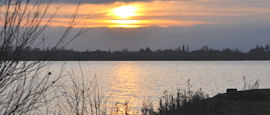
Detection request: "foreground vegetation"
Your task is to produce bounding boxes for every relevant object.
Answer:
[53,72,270,115]
[142,89,270,115]
[141,79,269,115]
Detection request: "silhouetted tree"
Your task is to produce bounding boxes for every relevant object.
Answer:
[0,0,85,114]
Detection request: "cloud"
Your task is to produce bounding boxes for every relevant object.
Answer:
[42,21,270,52]
[53,0,153,4]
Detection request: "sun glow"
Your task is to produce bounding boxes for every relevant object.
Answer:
[108,5,141,28]
[40,2,211,28]
[108,20,141,28]
[112,6,138,19]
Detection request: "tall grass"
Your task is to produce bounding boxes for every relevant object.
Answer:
[141,77,264,115]
[142,80,208,115]
[54,65,136,115]
[242,76,260,90]
[52,64,107,115]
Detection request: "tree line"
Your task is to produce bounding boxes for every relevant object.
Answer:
[4,44,270,61]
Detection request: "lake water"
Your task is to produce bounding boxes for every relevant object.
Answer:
[47,61,270,112]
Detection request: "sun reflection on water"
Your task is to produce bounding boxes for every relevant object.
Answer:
[108,62,143,114]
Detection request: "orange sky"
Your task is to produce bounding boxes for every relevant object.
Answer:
[1,0,269,51]
[44,1,207,28]
[2,0,269,28]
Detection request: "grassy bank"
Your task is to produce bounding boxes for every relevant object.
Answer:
[142,89,270,115]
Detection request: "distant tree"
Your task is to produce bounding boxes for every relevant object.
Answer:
[145,47,151,53]
[186,45,189,52]
[139,48,145,53]
[200,46,209,52]
[248,45,266,59]
[265,44,270,53]
[182,45,185,52]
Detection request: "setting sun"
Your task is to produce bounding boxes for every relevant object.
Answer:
[112,5,138,19]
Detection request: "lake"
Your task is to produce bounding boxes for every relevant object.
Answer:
[47,61,270,112]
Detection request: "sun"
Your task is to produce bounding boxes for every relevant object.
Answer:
[112,6,138,19]
[107,5,141,28]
